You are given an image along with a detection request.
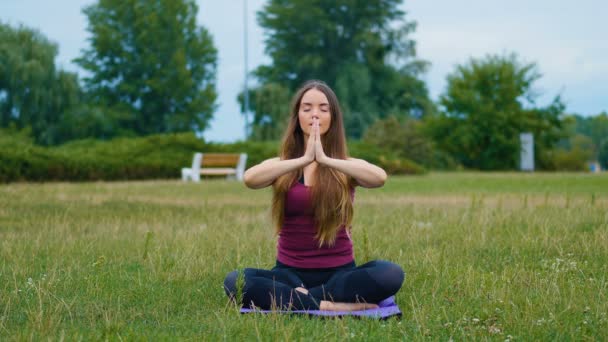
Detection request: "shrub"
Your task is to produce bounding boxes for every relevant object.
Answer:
[349,141,426,175]
[540,148,590,171]
[0,130,426,183]
[598,140,608,170]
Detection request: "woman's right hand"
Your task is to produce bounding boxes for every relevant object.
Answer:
[243,125,318,189]
[302,122,316,163]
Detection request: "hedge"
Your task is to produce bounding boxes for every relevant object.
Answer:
[0,130,424,183]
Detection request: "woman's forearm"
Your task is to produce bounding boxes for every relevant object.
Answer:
[319,157,387,188]
[243,157,311,189]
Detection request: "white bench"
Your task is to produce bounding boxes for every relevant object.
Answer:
[181,153,247,182]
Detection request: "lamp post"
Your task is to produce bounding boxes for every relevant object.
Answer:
[243,0,250,139]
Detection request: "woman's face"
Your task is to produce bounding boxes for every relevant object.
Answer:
[298,88,332,136]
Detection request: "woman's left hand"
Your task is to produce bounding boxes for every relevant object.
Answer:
[313,118,328,164]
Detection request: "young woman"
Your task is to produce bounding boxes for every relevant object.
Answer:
[223,80,404,311]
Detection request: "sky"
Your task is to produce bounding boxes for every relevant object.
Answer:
[2,0,607,142]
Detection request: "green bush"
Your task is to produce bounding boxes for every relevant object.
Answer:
[0,130,425,183]
[540,148,590,171]
[598,140,608,170]
[348,141,427,175]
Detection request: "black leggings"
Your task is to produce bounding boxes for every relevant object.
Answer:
[223,260,405,310]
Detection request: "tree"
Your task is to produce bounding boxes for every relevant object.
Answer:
[244,0,433,139]
[599,140,608,170]
[564,112,608,158]
[239,83,290,141]
[75,0,218,136]
[428,54,565,170]
[363,116,432,165]
[0,22,81,145]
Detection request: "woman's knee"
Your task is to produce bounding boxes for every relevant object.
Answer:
[370,260,405,294]
[223,270,239,299]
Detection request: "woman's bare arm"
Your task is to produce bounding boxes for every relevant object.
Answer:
[243,156,312,189]
[319,157,387,188]
[244,124,316,189]
[311,119,387,188]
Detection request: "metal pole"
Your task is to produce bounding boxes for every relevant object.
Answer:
[243,0,250,139]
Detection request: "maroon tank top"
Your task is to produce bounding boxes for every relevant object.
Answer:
[277,182,354,268]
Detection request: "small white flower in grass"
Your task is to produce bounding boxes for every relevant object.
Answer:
[27,277,34,287]
[472,318,480,324]
[488,324,501,335]
[414,221,432,229]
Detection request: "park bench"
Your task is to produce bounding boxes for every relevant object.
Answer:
[181,153,248,182]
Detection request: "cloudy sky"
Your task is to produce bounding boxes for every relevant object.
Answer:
[2,0,607,142]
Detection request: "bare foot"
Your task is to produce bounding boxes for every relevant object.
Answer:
[295,287,309,295]
[319,300,379,311]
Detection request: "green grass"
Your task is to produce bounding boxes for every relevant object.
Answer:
[1,172,607,340]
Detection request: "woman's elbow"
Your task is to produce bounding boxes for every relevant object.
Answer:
[358,171,387,188]
[243,170,255,188]
[371,171,387,188]
[378,169,387,186]
[243,171,269,189]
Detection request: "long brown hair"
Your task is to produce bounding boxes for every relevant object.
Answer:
[271,80,353,246]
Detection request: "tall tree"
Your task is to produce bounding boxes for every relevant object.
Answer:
[239,83,291,141]
[363,116,433,166]
[244,0,432,140]
[75,0,218,135]
[0,22,81,145]
[565,112,608,158]
[429,54,565,170]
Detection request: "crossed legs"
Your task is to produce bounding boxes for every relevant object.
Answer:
[223,260,404,311]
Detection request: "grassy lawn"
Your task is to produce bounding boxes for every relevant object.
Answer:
[1,172,607,340]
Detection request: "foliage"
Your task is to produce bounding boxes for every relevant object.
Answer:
[75,0,218,136]
[362,115,457,169]
[562,112,608,158]
[239,83,290,141]
[53,104,136,142]
[0,129,280,182]
[0,129,425,182]
[428,53,565,170]
[348,140,426,175]
[539,134,594,171]
[0,129,200,182]
[244,0,434,139]
[0,22,81,145]
[599,139,608,170]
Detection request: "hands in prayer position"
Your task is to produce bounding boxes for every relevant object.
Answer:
[303,118,328,165]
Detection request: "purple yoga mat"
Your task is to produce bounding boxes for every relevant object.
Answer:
[240,296,401,319]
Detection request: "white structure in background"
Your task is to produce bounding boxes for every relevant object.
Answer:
[520,132,534,171]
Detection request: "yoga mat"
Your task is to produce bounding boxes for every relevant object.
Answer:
[240,296,401,319]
